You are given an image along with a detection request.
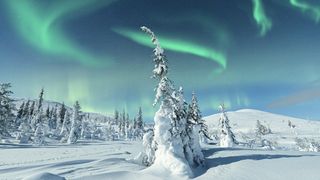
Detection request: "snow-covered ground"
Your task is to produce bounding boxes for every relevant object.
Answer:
[1,140,320,180]
[1,109,320,180]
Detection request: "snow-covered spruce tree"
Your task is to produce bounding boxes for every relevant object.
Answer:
[141,26,193,176]
[56,102,66,134]
[0,83,15,137]
[33,116,46,145]
[120,110,126,138]
[67,101,82,144]
[114,109,119,125]
[18,118,32,144]
[23,100,30,118]
[218,104,236,147]
[29,101,35,119]
[15,102,25,128]
[60,112,71,142]
[142,129,156,166]
[33,89,46,145]
[172,87,196,167]
[189,92,210,141]
[134,107,144,139]
[255,120,271,137]
[31,88,44,130]
[186,92,207,166]
[45,106,50,121]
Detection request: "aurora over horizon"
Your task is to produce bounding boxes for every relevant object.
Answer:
[1,0,320,121]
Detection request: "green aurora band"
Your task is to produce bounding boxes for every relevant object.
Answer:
[289,0,320,22]
[251,0,273,36]
[6,0,116,67]
[113,27,227,72]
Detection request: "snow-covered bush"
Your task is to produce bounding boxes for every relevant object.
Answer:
[295,138,320,152]
[261,139,277,150]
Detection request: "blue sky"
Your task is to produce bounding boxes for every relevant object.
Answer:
[1,0,320,121]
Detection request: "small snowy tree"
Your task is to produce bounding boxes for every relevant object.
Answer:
[29,101,35,119]
[34,121,46,145]
[134,107,144,139]
[142,129,157,166]
[15,102,25,128]
[31,88,45,130]
[255,120,271,137]
[218,104,236,147]
[18,118,32,144]
[0,83,15,137]
[114,109,119,125]
[60,112,71,142]
[23,100,30,118]
[56,103,66,133]
[67,101,82,144]
[186,92,206,166]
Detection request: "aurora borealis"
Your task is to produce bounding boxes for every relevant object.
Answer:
[1,0,320,120]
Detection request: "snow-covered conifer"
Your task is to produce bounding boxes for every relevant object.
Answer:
[186,92,206,166]
[57,103,66,130]
[15,102,25,127]
[60,112,71,142]
[0,83,15,136]
[29,101,35,118]
[141,26,193,176]
[218,104,236,147]
[114,109,119,125]
[23,100,30,118]
[134,107,144,139]
[34,121,46,145]
[67,101,82,144]
[18,118,32,144]
[31,88,45,130]
[142,129,156,166]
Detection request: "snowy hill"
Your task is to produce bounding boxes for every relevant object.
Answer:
[204,109,320,149]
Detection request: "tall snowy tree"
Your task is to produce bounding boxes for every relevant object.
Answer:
[0,83,15,136]
[218,104,236,147]
[141,26,193,176]
[67,101,82,144]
